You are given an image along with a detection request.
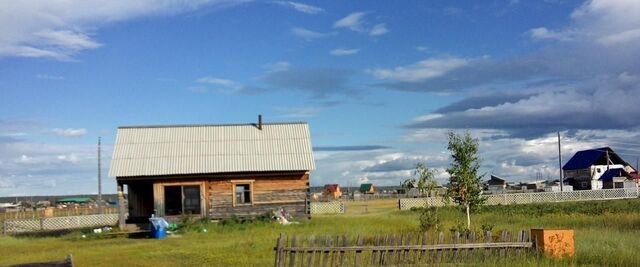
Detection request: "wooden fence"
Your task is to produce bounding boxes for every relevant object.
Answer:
[274,230,533,266]
[399,187,639,210]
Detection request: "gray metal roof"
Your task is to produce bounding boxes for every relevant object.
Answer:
[109,122,315,177]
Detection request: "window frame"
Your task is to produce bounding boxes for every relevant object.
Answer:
[156,181,205,216]
[231,180,254,207]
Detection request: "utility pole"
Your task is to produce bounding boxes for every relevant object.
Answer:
[558,132,563,192]
[98,136,103,214]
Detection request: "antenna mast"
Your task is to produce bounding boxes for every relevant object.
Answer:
[98,136,103,213]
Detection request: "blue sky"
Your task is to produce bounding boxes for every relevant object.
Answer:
[1,0,640,196]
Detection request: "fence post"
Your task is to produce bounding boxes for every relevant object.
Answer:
[275,233,284,267]
[39,218,44,231]
[503,193,506,204]
[602,189,605,199]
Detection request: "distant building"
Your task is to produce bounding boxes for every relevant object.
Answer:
[359,183,376,194]
[322,184,342,200]
[485,175,507,192]
[563,147,636,190]
[56,197,93,205]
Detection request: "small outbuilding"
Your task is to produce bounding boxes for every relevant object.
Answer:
[109,120,315,224]
[359,183,376,194]
[322,184,342,200]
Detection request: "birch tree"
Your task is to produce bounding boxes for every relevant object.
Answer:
[445,131,486,229]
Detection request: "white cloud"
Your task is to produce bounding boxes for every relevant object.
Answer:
[369,23,389,36]
[0,0,245,60]
[52,128,87,137]
[290,27,334,40]
[334,12,390,37]
[330,48,359,56]
[196,76,242,92]
[274,1,324,14]
[370,57,469,82]
[529,27,574,41]
[334,12,367,31]
[530,0,640,46]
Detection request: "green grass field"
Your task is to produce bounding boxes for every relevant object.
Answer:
[1,198,639,266]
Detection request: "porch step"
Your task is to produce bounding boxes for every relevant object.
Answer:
[124,223,149,231]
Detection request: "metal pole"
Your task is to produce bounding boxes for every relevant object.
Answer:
[98,137,103,214]
[558,132,563,192]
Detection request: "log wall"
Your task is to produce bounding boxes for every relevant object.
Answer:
[208,172,309,219]
[118,171,310,220]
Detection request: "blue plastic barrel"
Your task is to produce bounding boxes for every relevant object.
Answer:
[149,217,168,239]
[153,227,166,239]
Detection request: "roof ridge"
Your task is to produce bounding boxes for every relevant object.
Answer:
[118,121,308,129]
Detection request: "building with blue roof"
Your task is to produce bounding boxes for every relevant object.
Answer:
[562,147,636,190]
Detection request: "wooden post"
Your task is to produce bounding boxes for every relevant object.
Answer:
[354,235,363,267]
[288,235,296,267]
[274,233,285,267]
[306,235,315,267]
[117,183,126,229]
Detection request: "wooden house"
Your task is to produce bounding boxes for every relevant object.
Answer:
[109,120,315,225]
[359,183,376,194]
[322,184,342,200]
[563,147,636,190]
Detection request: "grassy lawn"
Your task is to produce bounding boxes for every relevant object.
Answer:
[1,198,639,266]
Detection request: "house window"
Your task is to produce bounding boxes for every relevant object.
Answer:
[164,185,201,216]
[596,168,601,173]
[235,184,252,205]
[581,182,589,189]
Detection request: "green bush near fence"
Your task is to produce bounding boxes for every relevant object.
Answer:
[1,198,639,266]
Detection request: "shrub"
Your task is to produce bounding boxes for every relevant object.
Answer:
[418,207,439,232]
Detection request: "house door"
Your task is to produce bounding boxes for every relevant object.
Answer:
[164,185,202,216]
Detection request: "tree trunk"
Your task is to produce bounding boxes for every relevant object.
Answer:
[465,204,470,229]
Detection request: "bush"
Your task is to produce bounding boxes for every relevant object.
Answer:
[418,207,439,232]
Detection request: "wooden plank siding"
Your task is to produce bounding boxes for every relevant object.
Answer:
[208,172,309,219]
[118,171,310,220]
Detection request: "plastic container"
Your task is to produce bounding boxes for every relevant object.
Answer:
[149,217,169,239]
[152,227,167,239]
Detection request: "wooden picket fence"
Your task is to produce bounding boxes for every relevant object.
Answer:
[274,230,534,266]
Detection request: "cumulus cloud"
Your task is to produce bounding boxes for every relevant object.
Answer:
[529,0,640,46]
[273,1,324,14]
[330,48,359,56]
[314,145,390,152]
[0,0,245,60]
[52,128,87,137]
[0,122,111,196]
[405,75,640,138]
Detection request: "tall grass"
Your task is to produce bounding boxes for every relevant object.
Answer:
[0,198,638,266]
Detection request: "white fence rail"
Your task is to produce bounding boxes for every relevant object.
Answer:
[3,213,119,234]
[399,187,639,210]
[310,201,345,214]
